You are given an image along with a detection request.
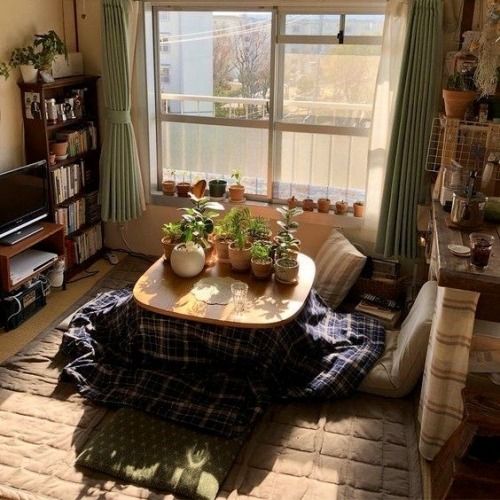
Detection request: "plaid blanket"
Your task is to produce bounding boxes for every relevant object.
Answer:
[60,288,384,437]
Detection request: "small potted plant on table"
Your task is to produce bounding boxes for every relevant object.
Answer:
[229,169,245,202]
[251,240,273,279]
[213,217,232,262]
[248,216,271,242]
[227,207,252,271]
[161,221,182,261]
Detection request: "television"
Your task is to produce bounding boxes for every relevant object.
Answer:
[0,160,49,245]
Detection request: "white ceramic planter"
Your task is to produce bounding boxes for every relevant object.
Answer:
[19,65,38,83]
[170,243,206,278]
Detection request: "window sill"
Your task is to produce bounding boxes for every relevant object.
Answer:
[151,191,364,228]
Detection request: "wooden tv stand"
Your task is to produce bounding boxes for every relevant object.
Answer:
[0,222,64,293]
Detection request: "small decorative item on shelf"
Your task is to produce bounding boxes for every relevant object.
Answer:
[227,207,251,271]
[274,206,302,284]
[353,201,365,217]
[443,73,476,119]
[209,179,227,199]
[250,240,273,280]
[335,200,348,215]
[162,170,176,195]
[229,169,245,202]
[317,198,331,213]
[287,196,299,209]
[302,198,314,211]
[161,222,182,261]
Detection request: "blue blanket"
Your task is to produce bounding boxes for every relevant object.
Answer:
[60,288,384,437]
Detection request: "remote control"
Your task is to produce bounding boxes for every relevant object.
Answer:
[360,293,400,310]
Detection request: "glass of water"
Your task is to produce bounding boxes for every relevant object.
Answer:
[231,282,248,315]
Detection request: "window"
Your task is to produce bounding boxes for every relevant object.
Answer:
[150,8,384,204]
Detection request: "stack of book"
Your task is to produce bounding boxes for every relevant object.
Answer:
[85,190,100,226]
[65,223,103,268]
[54,198,86,235]
[55,121,97,158]
[51,160,85,204]
[355,296,402,329]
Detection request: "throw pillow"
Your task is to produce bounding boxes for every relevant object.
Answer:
[314,229,367,309]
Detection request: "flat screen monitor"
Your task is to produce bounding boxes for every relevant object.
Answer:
[0,160,49,244]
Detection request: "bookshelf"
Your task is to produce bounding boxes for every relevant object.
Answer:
[18,75,103,279]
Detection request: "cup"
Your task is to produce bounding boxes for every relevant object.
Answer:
[231,282,248,314]
[469,233,494,269]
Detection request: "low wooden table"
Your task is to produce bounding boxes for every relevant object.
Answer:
[133,252,316,328]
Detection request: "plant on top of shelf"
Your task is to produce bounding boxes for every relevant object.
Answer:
[274,206,303,284]
[227,207,252,271]
[443,72,477,119]
[33,30,67,71]
[229,169,245,202]
[250,240,273,279]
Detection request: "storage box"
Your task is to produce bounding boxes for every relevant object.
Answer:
[0,276,49,331]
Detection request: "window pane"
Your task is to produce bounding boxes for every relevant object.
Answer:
[274,131,368,204]
[345,15,385,36]
[283,15,340,35]
[158,11,271,120]
[161,122,268,196]
[279,44,381,127]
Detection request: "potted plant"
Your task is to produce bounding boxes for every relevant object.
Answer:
[33,30,67,79]
[170,240,206,278]
[161,221,182,261]
[335,200,348,215]
[250,240,273,279]
[443,73,476,119]
[162,170,176,195]
[7,46,39,83]
[287,196,299,209]
[228,169,245,202]
[302,198,314,211]
[248,216,271,242]
[317,198,331,213]
[275,206,303,244]
[176,171,191,197]
[209,178,227,199]
[213,217,232,262]
[227,207,251,271]
[353,200,365,217]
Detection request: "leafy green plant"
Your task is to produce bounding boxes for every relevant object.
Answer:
[161,221,182,242]
[276,206,303,235]
[248,216,270,241]
[447,72,475,91]
[179,193,223,247]
[251,240,272,262]
[274,232,301,260]
[274,206,303,260]
[231,169,242,186]
[33,30,67,70]
[226,207,251,249]
[9,46,39,68]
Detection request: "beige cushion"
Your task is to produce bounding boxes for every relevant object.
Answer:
[314,230,366,309]
[359,280,437,398]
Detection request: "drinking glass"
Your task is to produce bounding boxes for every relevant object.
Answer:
[469,233,494,269]
[231,282,248,314]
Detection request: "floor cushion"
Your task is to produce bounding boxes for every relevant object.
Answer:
[359,280,438,397]
[314,229,367,309]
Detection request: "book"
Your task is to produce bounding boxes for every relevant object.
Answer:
[355,300,402,329]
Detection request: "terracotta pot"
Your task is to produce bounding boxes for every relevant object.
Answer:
[170,243,206,277]
[317,198,331,213]
[287,196,299,209]
[52,141,68,157]
[214,237,231,262]
[229,184,245,202]
[353,203,365,218]
[251,258,273,279]
[302,198,314,211]
[176,182,191,197]
[161,236,178,261]
[162,180,176,195]
[335,201,348,215]
[274,258,299,284]
[442,89,476,119]
[228,242,251,271]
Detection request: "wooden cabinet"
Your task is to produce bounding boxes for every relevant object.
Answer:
[18,76,103,279]
[0,222,64,293]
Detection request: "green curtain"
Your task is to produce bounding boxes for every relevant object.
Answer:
[375,0,442,258]
[100,0,145,223]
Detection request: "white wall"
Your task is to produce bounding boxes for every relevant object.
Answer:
[0,0,76,172]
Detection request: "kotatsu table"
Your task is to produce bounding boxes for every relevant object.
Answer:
[133,252,316,328]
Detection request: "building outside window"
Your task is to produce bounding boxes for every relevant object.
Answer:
[150,8,384,205]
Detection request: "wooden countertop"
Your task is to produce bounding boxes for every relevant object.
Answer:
[133,252,316,329]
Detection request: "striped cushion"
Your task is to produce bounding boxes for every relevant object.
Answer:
[314,230,366,309]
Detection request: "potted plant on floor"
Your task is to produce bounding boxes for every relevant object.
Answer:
[162,170,176,195]
[161,221,182,261]
[209,178,227,199]
[227,207,252,271]
[251,240,273,279]
[443,73,476,119]
[228,169,245,202]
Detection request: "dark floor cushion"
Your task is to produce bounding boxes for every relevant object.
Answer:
[76,408,244,500]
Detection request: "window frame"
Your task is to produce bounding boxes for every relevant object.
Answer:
[149,4,384,203]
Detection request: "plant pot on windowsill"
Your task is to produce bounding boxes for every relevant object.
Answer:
[162,180,176,195]
[209,179,227,199]
[287,196,299,209]
[228,241,251,271]
[317,198,331,213]
[251,257,273,280]
[274,257,299,284]
[176,182,191,197]
[335,200,348,215]
[302,198,314,211]
[169,242,206,277]
[229,184,245,202]
[442,89,476,119]
[353,201,365,217]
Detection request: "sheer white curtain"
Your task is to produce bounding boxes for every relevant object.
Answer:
[363,0,408,248]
